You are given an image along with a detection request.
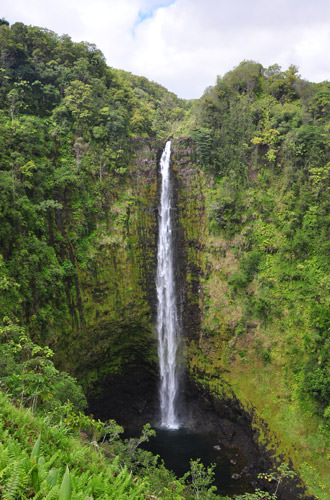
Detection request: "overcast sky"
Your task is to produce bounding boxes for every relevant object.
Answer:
[2,0,330,99]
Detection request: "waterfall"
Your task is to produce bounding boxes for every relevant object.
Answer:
[156,140,181,429]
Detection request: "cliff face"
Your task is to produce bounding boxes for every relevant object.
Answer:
[57,138,163,413]
[51,137,204,425]
[174,170,328,500]
[170,139,326,500]
[173,138,205,342]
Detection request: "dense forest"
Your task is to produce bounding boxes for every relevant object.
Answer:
[0,19,329,499]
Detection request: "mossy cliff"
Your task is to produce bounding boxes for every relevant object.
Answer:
[52,139,164,417]
[152,134,328,499]
[77,137,206,426]
[172,138,203,341]
[173,62,330,499]
[176,169,329,499]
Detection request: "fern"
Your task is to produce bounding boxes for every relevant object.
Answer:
[46,467,60,487]
[0,392,187,499]
[3,458,26,500]
[33,489,50,500]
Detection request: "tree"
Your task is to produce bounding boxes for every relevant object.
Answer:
[184,459,217,499]
[0,319,86,412]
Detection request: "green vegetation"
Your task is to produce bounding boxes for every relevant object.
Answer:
[0,319,86,412]
[0,18,329,500]
[0,325,225,498]
[0,391,184,499]
[184,61,330,499]
[0,20,183,389]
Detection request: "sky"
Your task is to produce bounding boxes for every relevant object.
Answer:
[2,0,330,99]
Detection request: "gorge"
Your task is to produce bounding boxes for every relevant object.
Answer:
[0,20,329,500]
[86,137,318,499]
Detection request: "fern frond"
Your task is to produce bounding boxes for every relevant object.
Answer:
[3,458,25,500]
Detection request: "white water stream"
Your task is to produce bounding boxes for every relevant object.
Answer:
[156,140,181,429]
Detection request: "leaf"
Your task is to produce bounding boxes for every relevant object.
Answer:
[59,466,72,500]
[31,465,40,493]
[31,434,41,464]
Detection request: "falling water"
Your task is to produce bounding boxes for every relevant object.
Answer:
[156,140,181,429]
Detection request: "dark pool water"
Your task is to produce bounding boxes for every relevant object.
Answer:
[142,427,252,496]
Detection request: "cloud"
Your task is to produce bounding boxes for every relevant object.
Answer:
[127,0,330,97]
[1,0,330,98]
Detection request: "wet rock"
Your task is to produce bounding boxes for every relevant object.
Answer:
[219,419,236,441]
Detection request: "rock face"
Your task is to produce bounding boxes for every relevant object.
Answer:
[86,136,203,428]
[52,137,162,416]
[172,137,204,342]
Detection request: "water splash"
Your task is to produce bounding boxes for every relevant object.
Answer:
[156,140,180,429]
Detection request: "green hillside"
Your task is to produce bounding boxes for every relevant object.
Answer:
[183,61,330,499]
